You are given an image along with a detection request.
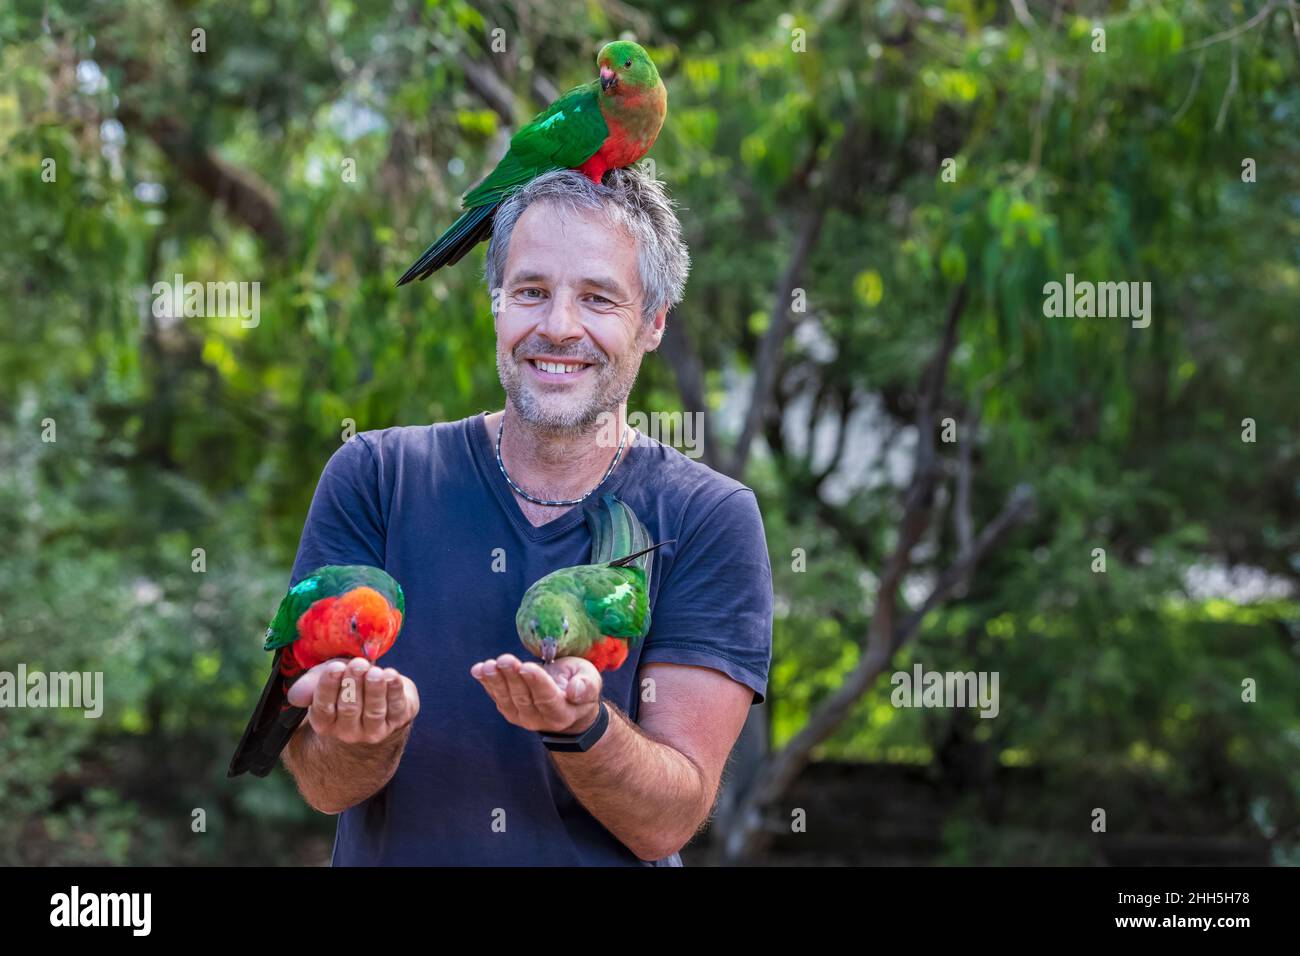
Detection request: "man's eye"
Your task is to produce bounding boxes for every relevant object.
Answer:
[587,294,613,305]
[519,288,545,299]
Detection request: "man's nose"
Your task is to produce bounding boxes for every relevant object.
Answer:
[537,293,585,342]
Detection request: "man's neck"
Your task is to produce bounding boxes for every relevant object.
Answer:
[488,404,628,522]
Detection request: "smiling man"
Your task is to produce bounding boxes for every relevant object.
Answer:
[279,166,774,865]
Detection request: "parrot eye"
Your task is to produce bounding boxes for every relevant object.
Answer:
[350,615,359,633]
[623,59,632,68]
[562,618,569,634]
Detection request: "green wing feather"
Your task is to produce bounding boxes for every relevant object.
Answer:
[581,495,673,639]
[570,565,650,639]
[263,575,320,650]
[462,83,608,208]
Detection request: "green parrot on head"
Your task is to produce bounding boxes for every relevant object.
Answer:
[516,495,671,672]
[397,39,668,285]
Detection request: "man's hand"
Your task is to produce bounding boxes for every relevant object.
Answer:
[287,657,420,745]
[470,653,601,734]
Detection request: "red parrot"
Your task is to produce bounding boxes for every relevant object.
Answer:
[227,565,405,778]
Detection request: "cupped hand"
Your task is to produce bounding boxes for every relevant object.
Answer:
[288,657,420,744]
[470,653,602,735]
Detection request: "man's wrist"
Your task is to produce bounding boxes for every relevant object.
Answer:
[559,701,602,736]
[540,700,609,752]
[313,720,412,759]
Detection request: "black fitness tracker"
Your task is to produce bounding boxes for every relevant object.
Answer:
[540,700,610,752]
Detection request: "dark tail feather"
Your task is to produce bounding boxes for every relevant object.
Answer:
[396,203,497,286]
[608,539,675,569]
[227,649,308,778]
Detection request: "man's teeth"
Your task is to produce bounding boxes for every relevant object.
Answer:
[532,360,587,374]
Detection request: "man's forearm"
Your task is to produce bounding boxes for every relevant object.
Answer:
[550,702,709,861]
[282,722,410,815]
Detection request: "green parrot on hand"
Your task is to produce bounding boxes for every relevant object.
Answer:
[516,495,670,672]
[397,40,667,285]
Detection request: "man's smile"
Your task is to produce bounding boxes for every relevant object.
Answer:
[525,357,595,382]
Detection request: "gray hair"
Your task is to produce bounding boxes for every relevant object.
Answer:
[485,165,690,322]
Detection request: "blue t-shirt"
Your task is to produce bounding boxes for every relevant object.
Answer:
[288,412,774,865]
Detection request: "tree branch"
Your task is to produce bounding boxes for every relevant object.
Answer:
[726,121,868,479]
[657,305,716,469]
[721,481,1034,864]
[716,282,1040,864]
[953,408,977,560]
[457,53,520,126]
[1187,0,1280,51]
[95,42,288,252]
[118,106,288,252]
[811,382,855,489]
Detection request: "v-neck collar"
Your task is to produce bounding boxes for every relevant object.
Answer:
[467,410,638,542]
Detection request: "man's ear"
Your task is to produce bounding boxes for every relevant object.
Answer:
[644,305,669,351]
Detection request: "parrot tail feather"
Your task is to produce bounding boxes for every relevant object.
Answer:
[587,494,649,565]
[227,649,308,778]
[587,494,671,596]
[396,202,497,286]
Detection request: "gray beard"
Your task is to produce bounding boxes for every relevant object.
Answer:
[497,344,644,435]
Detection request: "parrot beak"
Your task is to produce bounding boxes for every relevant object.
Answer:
[540,637,558,665]
[362,639,380,663]
[599,65,617,92]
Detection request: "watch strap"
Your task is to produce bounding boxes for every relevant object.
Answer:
[540,700,609,752]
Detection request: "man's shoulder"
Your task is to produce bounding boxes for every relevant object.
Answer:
[320,417,478,490]
[345,418,483,463]
[354,416,474,454]
[631,431,759,520]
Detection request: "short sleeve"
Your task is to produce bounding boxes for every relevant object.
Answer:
[289,435,386,587]
[639,488,773,704]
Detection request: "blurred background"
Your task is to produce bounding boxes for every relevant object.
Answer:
[1,0,1297,865]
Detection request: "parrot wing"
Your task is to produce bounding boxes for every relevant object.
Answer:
[262,575,321,650]
[462,82,608,208]
[227,647,308,778]
[573,564,650,639]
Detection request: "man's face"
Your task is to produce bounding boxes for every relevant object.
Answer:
[495,201,665,433]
